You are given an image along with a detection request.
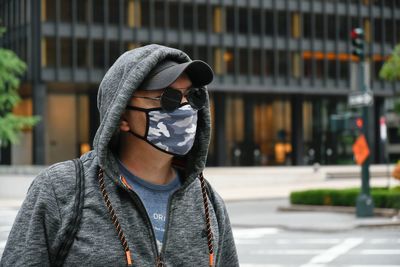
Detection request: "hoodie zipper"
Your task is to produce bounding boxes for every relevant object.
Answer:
[127,187,185,266]
[119,171,192,266]
[126,190,161,265]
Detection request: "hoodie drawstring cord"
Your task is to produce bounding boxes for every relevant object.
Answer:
[199,172,215,267]
[99,169,133,266]
[98,168,214,266]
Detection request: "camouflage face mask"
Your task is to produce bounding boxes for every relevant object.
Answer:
[126,103,198,156]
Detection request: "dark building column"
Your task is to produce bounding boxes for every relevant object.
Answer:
[242,95,256,166]
[0,145,11,165]
[213,92,227,166]
[373,97,385,164]
[32,0,46,164]
[291,95,304,165]
[89,89,100,148]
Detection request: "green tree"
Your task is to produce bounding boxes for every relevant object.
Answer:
[379,44,400,113]
[0,27,40,146]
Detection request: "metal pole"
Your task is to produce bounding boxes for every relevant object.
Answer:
[356,60,374,217]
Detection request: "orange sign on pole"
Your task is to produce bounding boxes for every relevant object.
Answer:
[352,134,370,165]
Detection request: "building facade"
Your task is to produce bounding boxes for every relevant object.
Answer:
[1,0,400,166]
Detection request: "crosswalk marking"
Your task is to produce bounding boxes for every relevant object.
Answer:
[303,238,364,265]
[361,249,400,255]
[233,228,280,239]
[276,239,341,245]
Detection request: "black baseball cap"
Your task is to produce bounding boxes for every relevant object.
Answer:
[140,60,214,90]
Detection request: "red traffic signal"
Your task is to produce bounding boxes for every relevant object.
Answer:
[356,118,363,129]
[351,28,364,59]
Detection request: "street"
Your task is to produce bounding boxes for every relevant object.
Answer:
[233,226,400,267]
[1,199,400,266]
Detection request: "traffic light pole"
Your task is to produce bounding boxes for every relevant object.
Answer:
[356,60,374,217]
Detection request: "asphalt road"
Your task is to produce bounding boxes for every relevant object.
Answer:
[227,199,400,267]
[1,202,400,266]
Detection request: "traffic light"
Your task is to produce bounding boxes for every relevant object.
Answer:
[351,28,364,59]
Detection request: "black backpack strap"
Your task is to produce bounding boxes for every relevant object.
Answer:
[53,158,85,267]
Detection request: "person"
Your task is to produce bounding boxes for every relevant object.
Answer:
[1,44,239,266]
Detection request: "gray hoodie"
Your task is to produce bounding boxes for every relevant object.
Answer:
[1,44,239,266]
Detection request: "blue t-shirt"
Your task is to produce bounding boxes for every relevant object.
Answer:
[117,160,182,251]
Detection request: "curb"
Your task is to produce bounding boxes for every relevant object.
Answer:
[278,205,400,218]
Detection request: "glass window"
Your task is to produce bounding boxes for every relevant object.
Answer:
[198,46,208,64]
[154,1,165,28]
[45,0,56,22]
[327,57,336,79]
[140,0,150,27]
[338,16,348,40]
[316,59,325,79]
[278,51,288,77]
[169,2,179,29]
[93,0,104,24]
[77,0,88,23]
[304,58,312,78]
[183,4,194,30]
[303,12,311,38]
[252,9,261,35]
[374,18,382,42]
[226,6,234,33]
[239,49,248,75]
[77,39,88,68]
[252,49,261,76]
[327,15,335,40]
[108,0,120,25]
[374,59,384,81]
[265,10,273,35]
[277,11,288,37]
[339,61,349,80]
[61,0,72,22]
[198,4,208,31]
[315,14,324,39]
[265,50,275,77]
[109,41,120,66]
[61,38,72,67]
[93,40,105,68]
[226,48,235,75]
[254,98,292,165]
[384,18,394,43]
[238,8,247,34]
[44,37,56,67]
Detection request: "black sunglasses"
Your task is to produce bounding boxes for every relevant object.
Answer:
[131,87,207,112]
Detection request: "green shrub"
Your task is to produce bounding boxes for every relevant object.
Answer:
[290,187,400,209]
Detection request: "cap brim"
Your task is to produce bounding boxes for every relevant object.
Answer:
[141,60,214,90]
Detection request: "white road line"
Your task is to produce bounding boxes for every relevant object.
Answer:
[303,238,364,265]
[369,239,394,244]
[241,265,283,267]
[251,249,324,255]
[360,249,400,255]
[233,228,280,239]
[276,239,341,245]
[349,265,400,267]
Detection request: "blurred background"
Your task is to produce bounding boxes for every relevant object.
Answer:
[1,0,400,167]
[1,0,400,266]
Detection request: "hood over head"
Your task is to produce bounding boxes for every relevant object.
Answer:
[93,44,211,187]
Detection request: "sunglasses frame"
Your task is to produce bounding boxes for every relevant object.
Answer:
[131,86,206,111]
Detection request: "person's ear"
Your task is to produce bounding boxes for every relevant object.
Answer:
[119,113,130,132]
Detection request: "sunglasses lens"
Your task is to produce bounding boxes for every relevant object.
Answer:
[161,88,182,111]
[188,88,207,110]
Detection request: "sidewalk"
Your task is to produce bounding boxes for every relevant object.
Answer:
[1,164,399,232]
[226,198,400,233]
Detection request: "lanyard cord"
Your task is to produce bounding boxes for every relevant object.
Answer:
[98,169,133,266]
[199,172,215,267]
[98,168,214,266]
